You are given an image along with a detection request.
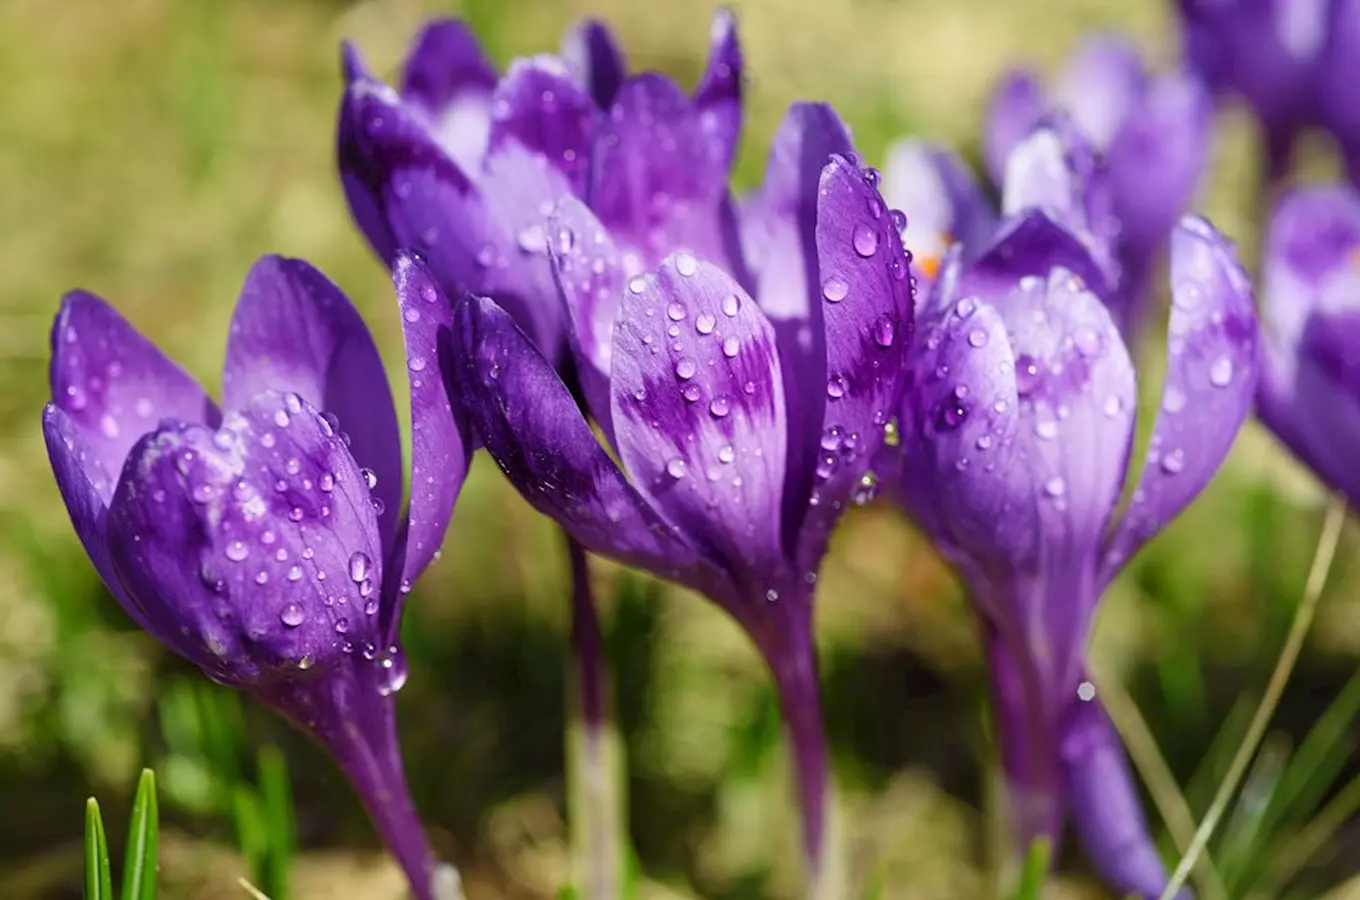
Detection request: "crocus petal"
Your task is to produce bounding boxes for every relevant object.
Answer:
[740,103,855,546]
[487,56,598,192]
[562,19,627,109]
[224,256,403,561]
[1051,34,1148,150]
[588,74,742,273]
[49,290,218,482]
[610,255,788,588]
[105,391,386,687]
[880,140,997,294]
[1102,216,1258,581]
[399,19,498,173]
[388,254,469,612]
[794,156,916,566]
[449,296,711,586]
[692,8,744,172]
[548,196,624,439]
[983,70,1045,185]
[1064,696,1181,900]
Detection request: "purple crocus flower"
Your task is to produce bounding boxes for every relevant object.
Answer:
[1173,0,1328,182]
[448,102,913,891]
[1258,183,1360,503]
[886,134,1259,894]
[337,10,741,360]
[43,253,464,900]
[1315,1,1360,183]
[984,33,1213,331]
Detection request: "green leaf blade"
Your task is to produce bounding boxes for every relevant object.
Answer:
[122,768,159,900]
[84,797,112,900]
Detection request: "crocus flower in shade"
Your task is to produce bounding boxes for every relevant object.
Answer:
[889,205,1258,897]
[1173,0,1327,182]
[1257,183,1360,504]
[337,10,741,360]
[449,102,913,894]
[43,253,465,900]
[984,34,1212,329]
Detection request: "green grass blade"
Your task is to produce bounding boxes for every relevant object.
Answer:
[121,769,159,900]
[84,798,112,900]
[257,745,294,900]
[1009,837,1051,900]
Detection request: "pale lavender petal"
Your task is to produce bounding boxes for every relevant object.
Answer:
[449,296,712,586]
[610,255,787,585]
[548,196,624,438]
[48,290,217,482]
[1052,34,1148,150]
[795,156,915,566]
[399,19,497,172]
[224,256,403,560]
[562,19,626,109]
[105,391,386,687]
[1102,216,1258,581]
[487,56,598,192]
[692,8,744,172]
[983,70,1045,185]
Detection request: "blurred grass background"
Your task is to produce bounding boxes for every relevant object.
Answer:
[2,0,1359,897]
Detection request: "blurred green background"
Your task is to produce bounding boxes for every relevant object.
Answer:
[3,0,1360,897]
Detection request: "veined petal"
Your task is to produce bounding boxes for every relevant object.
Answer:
[562,19,626,109]
[1052,34,1148,151]
[795,156,915,566]
[49,290,218,483]
[449,296,711,584]
[610,256,787,587]
[548,197,624,438]
[693,8,744,172]
[983,69,1045,185]
[881,140,997,296]
[1102,216,1258,582]
[588,73,743,273]
[389,254,470,614]
[399,19,498,173]
[105,391,386,687]
[487,56,598,192]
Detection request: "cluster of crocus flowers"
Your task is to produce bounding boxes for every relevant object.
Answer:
[883,122,1260,898]
[44,254,465,900]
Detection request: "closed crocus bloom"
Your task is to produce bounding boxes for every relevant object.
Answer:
[1258,184,1360,503]
[1174,0,1328,181]
[337,10,741,360]
[43,254,465,900]
[450,103,913,896]
[891,210,1258,897]
[985,34,1212,329]
[1315,0,1360,182]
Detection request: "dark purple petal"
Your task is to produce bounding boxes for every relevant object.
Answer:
[609,255,788,587]
[1051,34,1148,150]
[692,8,744,173]
[794,156,915,566]
[881,140,997,294]
[487,56,598,192]
[388,254,469,611]
[449,296,712,585]
[224,256,403,561]
[1319,0,1360,177]
[105,391,386,687]
[1102,216,1258,581]
[399,19,498,172]
[1063,695,1182,900]
[548,197,625,438]
[562,19,627,109]
[740,104,855,547]
[588,73,743,273]
[48,290,218,483]
[983,70,1045,185]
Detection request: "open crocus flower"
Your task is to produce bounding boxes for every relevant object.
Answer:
[43,253,464,900]
[1258,184,1360,502]
[1174,0,1327,183]
[983,34,1212,329]
[449,102,913,894]
[338,10,741,360]
[889,197,1258,895]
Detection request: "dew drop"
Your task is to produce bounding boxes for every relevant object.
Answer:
[628,276,646,295]
[1162,386,1187,413]
[765,589,779,603]
[709,396,730,418]
[403,306,421,324]
[349,551,372,583]
[1160,448,1186,474]
[675,252,698,276]
[287,565,303,582]
[1014,354,1041,396]
[967,329,989,348]
[682,384,702,403]
[883,418,901,447]
[827,374,848,399]
[722,336,740,357]
[852,224,879,257]
[1034,420,1058,440]
[852,471,880,505]
[409,356,427,372]
[360,468,378,490]
[273,409,290,428]
[1209,355,1234,387]
[225,541,249,562]
[665,457,687,479]
[718,444,736,464]
[517,224,547,253]
[722,293,740,317]
[822,276,850,303]
[695,312,716,335]
[280,604,304,628]
[667,301,686,321]
[675,357,697,380]
[873,314,897,347]
[1044,476,1067,498]
[1103,395,1123,417]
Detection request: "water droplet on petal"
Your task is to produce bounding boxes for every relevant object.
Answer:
[967,329,989,348]
[349,551,372,583]
[1162,387,1187,413]
[1160,448,1186,474]
[873,314,897,347]
[765,589,779,603]
[360,468,378,489]
[667,301,686,321]
[226,541,249,562]
[665,457,687,479]
[827,375,848,399]
[1044,476,1067,498]
[822,276,850,303]
[722,336,739,357]
[852,224,878,257]
[852,471,880,505]
[709,396,730,418]
[675,358,697,380]
[273,410,290,428]
[280,604,304,627]
[628,276,646,295]
[695,313,716,335]
[287,565,303,582]
[722,294,740,316]
[675,252,698,276]
[682,384,702,403]
[1014,354,1041,396]
[1209,355,1234,387]
[718,444,735,463]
